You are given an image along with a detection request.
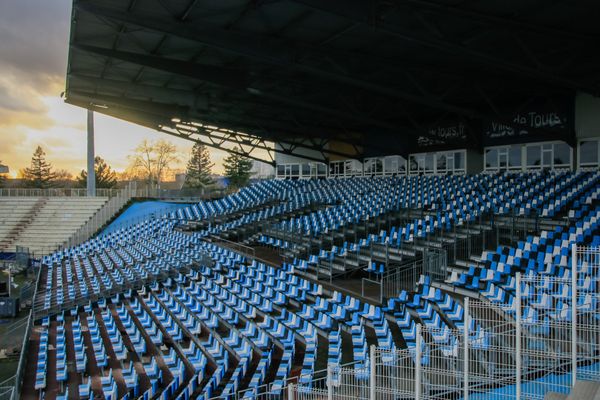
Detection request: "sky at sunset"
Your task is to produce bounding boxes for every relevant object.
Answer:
[0,0,229,178]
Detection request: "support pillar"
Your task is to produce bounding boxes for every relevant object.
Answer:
[516,272,522,399]
[87,109,96,197]
[463,297,469,400]
[327,365,333,400]
[370,345,376,400]
[415,324,422,400]
[571,244,578,387]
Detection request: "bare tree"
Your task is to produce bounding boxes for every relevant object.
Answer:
[154,140,179,188]
[128,139,180,189]
[54,169,74,188]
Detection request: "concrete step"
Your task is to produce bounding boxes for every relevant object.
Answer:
[567,380,600,400]
[545,392,568,400]
[0,195,112,255]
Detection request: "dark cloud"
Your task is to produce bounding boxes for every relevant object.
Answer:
[0,2,221,176]
[0,0,70,143]
[0,0,72,95]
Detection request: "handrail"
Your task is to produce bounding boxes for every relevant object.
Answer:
[132,187,226,200]
[205,235,256,260]
[100,203,185,235]
[30,260,43,321]
[0,188,119,197]
[361,256,425,303]
[12,309,33,400]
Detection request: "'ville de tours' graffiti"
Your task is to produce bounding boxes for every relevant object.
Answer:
[487,111,565,139]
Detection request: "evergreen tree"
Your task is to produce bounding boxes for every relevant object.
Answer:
[223,147,253,189]
[20,146,57,188]
[183,143,214,189]
[77,156,118,189]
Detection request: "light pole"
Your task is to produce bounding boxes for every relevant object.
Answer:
[87,109,96,196]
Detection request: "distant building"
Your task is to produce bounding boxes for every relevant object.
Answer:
[0,164,8,174]
[251,161,275,180]
[175,173,186,189]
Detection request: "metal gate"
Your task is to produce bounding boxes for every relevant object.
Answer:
[423,247,447,281]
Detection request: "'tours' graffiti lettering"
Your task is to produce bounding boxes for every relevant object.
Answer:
[512,112,564,128]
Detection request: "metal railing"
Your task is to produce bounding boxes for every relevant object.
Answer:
[0,187,120,197]
[362,258,423,303]
[0,185,229,200]
[133,187,227,200]
[206,360,365,400]
[362,248,446,303]
[280,245,600,400]
[423,246,447,280]
[425,218,495,266]
[23,246,64,260]
[100,202,186,235]
[205,236,259,261]
[1,309,34,400]
[0,377,15,400]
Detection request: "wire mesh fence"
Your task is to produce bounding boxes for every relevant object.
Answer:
[5,309,34,400]
[520,272,573,399]
[575,246,600,384]
[372,347,416,400]
[23,245,598,400]
[280,246,600,399]
[329,364,370,399]
[468,299,519,400]
[0,377,15,400]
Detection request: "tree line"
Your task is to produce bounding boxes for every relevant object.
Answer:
[0,140,254,190]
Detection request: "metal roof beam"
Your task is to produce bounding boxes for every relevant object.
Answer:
[293,0,596,93]
[395,0,598,43]
[65,96,169,130]
[66,95,298,165]
[163,126,277,165]
[67,90,362,160]
[75,2,478,117]
[170,125,332,164]
[68,89,189,119]
[72,43,425,138]
[67,84,380,153]
[191,107,411,156]
[70,74,372,142]
[73,43,248,89]
[69,74,209,109]
[177,117,363,160]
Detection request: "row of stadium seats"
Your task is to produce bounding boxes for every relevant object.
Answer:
[273,171,600,278]
[28,171,599,399]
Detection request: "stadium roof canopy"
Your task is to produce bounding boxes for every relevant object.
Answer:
[65,0,600,164]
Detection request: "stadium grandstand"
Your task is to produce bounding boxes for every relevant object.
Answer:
[2,1,600,400]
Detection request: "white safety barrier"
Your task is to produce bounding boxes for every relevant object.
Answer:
[236,245,600,400]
